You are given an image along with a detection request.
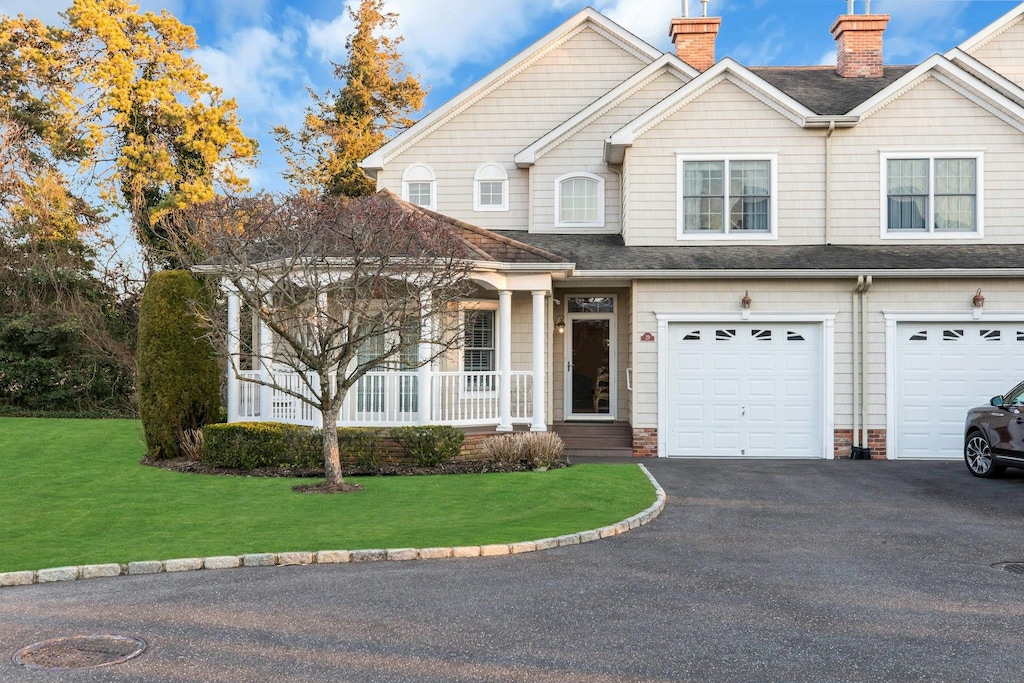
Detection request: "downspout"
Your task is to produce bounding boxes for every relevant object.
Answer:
[861,275,872,457]
[852,275,863,456]
[825,120,835,245]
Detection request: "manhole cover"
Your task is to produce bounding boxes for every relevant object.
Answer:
[12,634,147,671]
[993,562,1024,575]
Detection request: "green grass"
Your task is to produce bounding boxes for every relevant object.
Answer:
[0,418,656,572]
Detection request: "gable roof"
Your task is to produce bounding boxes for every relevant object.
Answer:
[847,54,1024,132]
[945,48,1024,109]
[514,53,695,167]
[361,8,663,173]
[957,2,1024,54]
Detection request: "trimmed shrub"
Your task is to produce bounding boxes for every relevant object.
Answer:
[339,427,384,468]
[481,433,526,465]
[390,425,465,467]
[137,271,221,459]
[203,422,320,470]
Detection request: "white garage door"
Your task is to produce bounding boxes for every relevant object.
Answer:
[895,322,1024,459]
[666,322,824,458]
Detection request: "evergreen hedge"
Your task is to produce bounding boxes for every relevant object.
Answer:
[137,270,220,459]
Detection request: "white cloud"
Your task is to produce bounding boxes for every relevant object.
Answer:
[592,0,679,50]
[193,26,303,123]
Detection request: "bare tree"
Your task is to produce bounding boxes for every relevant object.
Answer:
[185,191,475,490]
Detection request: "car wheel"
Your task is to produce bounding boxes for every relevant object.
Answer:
[964,432,1006,478]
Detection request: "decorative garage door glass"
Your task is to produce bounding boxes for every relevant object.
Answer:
[895,322,1024,459]
[666,323,823,458]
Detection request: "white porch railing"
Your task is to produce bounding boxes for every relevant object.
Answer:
[233,370,533,427]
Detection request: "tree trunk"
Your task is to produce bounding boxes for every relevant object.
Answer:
[321,413,344,486]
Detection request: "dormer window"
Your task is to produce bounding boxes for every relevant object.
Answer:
[402,163,436,210]
[474,163,508,212]
[555,172,605,228]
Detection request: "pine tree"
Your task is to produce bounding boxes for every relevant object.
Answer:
[274,0,425,197]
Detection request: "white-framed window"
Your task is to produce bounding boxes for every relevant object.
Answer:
[880,152,983,238]
[474,163,508,212]
[402,163,436,210]
[676,154,778,240]
[460,302,498,392]
[555,172,605,228]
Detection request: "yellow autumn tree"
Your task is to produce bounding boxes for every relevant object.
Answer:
[61,0,258,266]
[274,0,425,197]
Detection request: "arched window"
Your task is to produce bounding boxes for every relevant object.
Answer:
[402,164,436,210]
[555,172,604,227]
[474,163,508,212]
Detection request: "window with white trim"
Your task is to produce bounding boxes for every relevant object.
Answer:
[881,153,982,237]
[402,163,436,210]
[462,308,496,391]
[555,172,605,228]
[677,155,777,239]
[474,163,508,212]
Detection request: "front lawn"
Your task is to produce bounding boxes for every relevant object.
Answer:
[0,418,656,573]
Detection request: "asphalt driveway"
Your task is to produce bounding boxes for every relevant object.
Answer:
[2,459,1023,682]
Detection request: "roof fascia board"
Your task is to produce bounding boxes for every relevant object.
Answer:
[944,47,1024,106]
[572,268,1024,279]
[515,55,694,167]
[956,3,1024,54]
[606,58,818,149]
[361,8,662,171]
[848,55,1024,131]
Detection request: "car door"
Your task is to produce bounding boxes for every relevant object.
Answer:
[991,382,1024,456]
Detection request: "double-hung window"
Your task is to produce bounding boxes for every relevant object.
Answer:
[882,153,982,237]
[677,155,777,239]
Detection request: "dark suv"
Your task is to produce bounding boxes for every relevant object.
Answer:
[964,380,1024,478]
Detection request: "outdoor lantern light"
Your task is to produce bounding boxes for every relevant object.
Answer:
[555,316,565,334]
[972,288,985,308]
[741,291,752,309]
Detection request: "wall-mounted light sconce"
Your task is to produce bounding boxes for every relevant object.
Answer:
[972,288,985,318]
[741,290,752,320]
[555,316,565,334]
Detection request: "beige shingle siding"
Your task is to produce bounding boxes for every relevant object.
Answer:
[830,76,1024,245]
[531,71,686,234]
[966,19,1024,89]
[377,27,647,231]
[623,79,826,246]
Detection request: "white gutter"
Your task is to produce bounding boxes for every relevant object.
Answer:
[571,268,1024,279]
[860,275,872,456]
[825,120,835,246]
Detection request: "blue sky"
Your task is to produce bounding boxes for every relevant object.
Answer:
[0,0,1019,195]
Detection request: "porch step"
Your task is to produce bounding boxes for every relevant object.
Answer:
[553,421,633,457]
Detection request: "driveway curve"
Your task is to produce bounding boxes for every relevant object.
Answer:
[2,459,1023,682]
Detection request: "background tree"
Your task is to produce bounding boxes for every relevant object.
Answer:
[274,0,424,197]
[137,270,220,458]
[183,192,474,490]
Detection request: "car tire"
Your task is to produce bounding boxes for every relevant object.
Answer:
[964,432,1006,478]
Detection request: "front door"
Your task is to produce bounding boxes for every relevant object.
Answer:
[565,297,615,420]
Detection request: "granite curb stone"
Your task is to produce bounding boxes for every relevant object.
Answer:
[2,464,666,587]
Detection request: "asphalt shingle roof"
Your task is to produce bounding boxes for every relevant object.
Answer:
[748,66,917,115]
[493,231,1024,273]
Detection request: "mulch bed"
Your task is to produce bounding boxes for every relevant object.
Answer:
[141,456,567,479]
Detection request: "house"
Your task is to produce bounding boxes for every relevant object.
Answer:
[226,1,1024,460]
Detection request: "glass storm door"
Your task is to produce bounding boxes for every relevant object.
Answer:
[565,297,615,420]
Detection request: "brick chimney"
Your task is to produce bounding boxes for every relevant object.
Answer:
[830,13,890,78]
[669,16,721,72]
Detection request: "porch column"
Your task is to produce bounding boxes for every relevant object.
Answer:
[259,318,273,422]
[530,290,547,431]
[226,291,240,423]
[417,292,433,425]
[497,289,513,432]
